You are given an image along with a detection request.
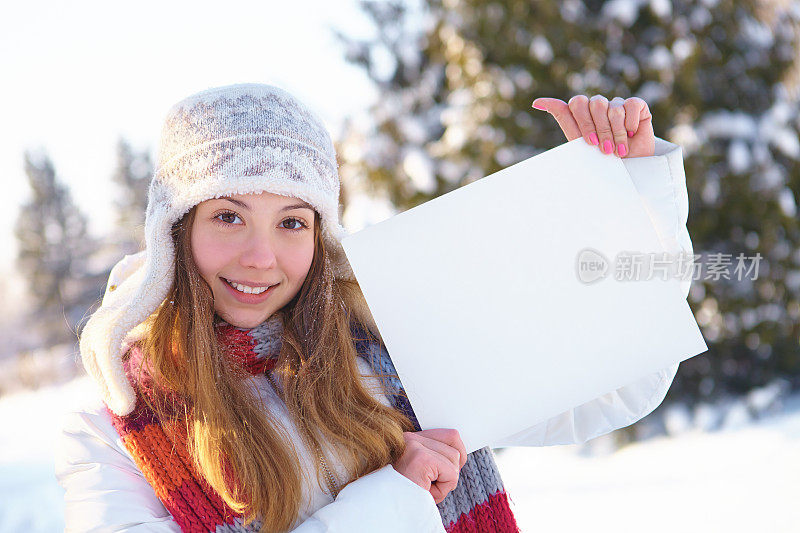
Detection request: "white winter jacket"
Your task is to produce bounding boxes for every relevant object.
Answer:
[55,137,694,532]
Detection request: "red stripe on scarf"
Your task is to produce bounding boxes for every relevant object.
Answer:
[446,490,520,533]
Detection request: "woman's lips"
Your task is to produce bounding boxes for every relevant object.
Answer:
[221,277,278,304]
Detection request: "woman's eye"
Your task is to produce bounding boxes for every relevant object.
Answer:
[214,211,242,225]
[281,217,307,231]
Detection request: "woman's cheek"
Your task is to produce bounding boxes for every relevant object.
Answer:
[285,242,315,283]
[191,231,234,278]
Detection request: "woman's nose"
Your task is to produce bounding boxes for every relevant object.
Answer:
[238,232,278,270]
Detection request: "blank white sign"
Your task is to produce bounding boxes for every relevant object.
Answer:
[341,137,708,453]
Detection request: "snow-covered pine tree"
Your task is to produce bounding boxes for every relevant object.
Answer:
[14,150,97,344]
[335,0,800,400]
[111,137,152,253]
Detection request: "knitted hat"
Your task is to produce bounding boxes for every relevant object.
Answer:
[80,83,355,416]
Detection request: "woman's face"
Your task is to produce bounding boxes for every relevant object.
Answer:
[191,191,316,328]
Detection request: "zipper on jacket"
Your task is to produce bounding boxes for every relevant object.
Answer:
[265,370,340,498]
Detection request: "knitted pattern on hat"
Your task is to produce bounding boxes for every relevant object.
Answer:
[80,83,355,417]
[106,316,519,532]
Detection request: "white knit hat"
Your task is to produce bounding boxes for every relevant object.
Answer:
[80,83,355,416]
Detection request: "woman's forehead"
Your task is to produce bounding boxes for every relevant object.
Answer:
[207,192,313,211]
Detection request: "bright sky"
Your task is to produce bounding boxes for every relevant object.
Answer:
[1,0,383,279]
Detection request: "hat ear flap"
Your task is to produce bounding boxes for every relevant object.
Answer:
[80,307,123,413]
[80,272,143,416]
[101,250,147,305]
[80,207,176,416]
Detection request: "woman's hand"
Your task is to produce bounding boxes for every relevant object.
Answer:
[391,428,468,504]
[531,95,655,158]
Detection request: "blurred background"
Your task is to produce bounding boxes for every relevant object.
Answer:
[2,0,799,531]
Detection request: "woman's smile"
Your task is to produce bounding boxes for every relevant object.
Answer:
[222,277,278,294]
[220,276,280,304]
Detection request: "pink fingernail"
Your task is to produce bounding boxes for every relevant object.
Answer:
[589,132,599,145]
[627,130,634,138]
[532,102,546,110]
[602,139,613,154]
[617,143,627,157]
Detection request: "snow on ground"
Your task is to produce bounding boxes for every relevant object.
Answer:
[1,376,799,532]
[495,394,800,532]
[0,376,97,532]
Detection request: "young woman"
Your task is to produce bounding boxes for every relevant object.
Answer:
[56,84,693,532]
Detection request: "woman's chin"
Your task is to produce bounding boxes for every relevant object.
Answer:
[216,307,275,328]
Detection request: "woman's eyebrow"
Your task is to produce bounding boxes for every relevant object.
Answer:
[280,202,314,211]
[220,197,250,210]
[218,197,312,212]
[279,202,313,212]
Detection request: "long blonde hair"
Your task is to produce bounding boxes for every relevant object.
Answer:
[134,206,414,532]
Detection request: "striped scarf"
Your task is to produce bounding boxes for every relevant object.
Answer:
[106,316,519,532]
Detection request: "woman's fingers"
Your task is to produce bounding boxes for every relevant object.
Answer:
[623,97,646,138]
[531,97,583,142]
[608,97,629,158]
[564,95,599,147]
[587,95,614,156]
[413,428,468,469]
[392,428,467,504]
[427,452,460,504]
[407,432,463,470]
[403,435,460,504]
[534,94,655,158]
[624,97,655,157]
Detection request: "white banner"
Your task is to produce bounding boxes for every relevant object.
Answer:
[342,138,708,453]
